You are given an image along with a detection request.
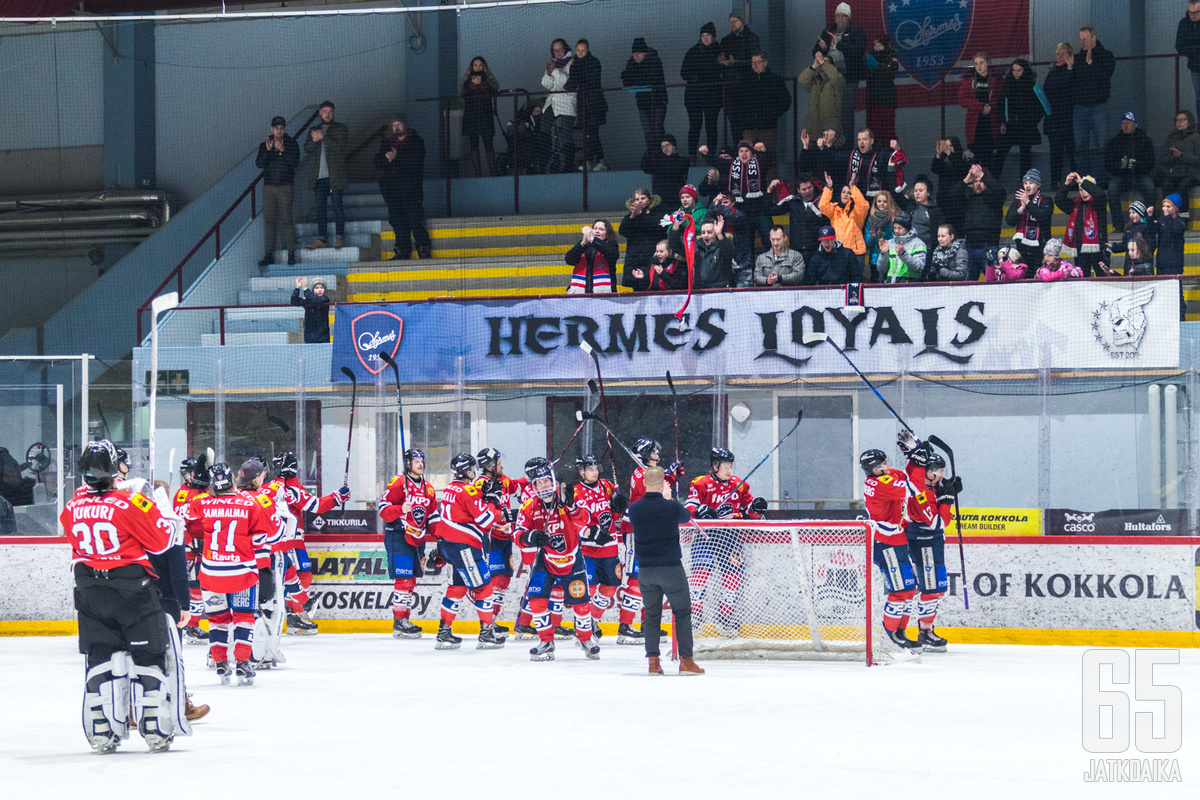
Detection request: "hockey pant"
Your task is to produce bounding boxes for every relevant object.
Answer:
[527,566,593,643]
[253,553,287,663]
[906,525,948,628]
[283,547,313,614]
[873,541,918,632]
[440,542,495,626]
[385,525,424,621]
[204,586,257,663]
[583,556,619,624]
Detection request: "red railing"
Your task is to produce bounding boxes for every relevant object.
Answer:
[136,109,322,343]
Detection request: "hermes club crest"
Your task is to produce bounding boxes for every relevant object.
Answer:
[886,0,972,89]
[350,309,403,375]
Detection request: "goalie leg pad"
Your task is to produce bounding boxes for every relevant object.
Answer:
[83,650,131,752]
[130,656,174,751]
[159,614,193,737]
[441,585,467,624]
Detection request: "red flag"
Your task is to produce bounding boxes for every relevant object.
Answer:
[673,213,696,321]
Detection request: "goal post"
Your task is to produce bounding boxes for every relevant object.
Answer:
[672,519,896,666]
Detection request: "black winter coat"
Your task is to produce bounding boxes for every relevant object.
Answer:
[807,242,861,285]
[1004,191,1054,249]
[1041,64,1074,137]
[640,150,690,200]
[925,239,968,282]
[291,289,331,343]
[681,40,723,110]
[255,136,300,185]
[1072,42,1116,106]
[778,194,830,254]
[461,78,498,138]
[719,28,761,78]
[830,24,866,82]
[374,131,426,203]
[565,53,609,125]
[1156,214,1186,274]
[948,174,1006,248]
[621,50,668,112]
[865,49,898,108]
[931,149,971,224]
[619,205,665,287]
[691,235,734,289]
[1178,15,1200,72]
[1002,73,1043,146]
[739,69,791,129]
[1104,129,1156,179]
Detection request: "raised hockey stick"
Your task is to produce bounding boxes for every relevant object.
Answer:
[339,366,358,507]
[928,434,969,611]
[266,411,291,434]
[377,352,407,462]
[167,447,176,489]
[731,408,803,498]
[801,332,914,434]
[579,341,618,486]
[576,410,646,470]
[551,380,599,466]
[665,370,680,465]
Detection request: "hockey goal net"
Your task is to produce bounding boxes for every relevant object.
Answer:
[675,519,895,666]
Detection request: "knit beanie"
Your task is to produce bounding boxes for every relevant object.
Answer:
[700,21,717,37]
[1129,200,1147,219]
[1044,238,1063,258]
[1022,168,1042,187]
[680,184,699,201]
[1165,193,1184,212]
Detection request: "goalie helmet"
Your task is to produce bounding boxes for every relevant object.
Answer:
[527,462,557,502]
[272,451,299,478]
[710,446,735,467]
[450,452,477,481]
[634,438,661,461]
[524,456,550,480]
[859,449,888,475]
[78,440,120,490]
[208,462,235,493]
[476,447,502,472]
[575,454,600,473]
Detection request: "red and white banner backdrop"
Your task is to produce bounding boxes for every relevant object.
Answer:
[825,0,1031,106]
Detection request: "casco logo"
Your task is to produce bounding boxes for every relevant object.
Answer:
[1065,512,1095,523]
[350,309,403,376]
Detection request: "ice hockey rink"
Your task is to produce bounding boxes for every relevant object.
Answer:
[0,634,1194,799]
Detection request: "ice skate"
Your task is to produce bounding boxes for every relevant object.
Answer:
[90,732,122,754]
[435,622,462,650]
[529,640,555,661]
[216,661,233,685]
[513,623,537,639]
[617,623,645,645]
[491,622,510,635]
[392,619,423,639]
[885,627,922,650]
[476,624,507,649]
[577,637,600,660]
[592,623,603,641]
[183,625,208,645]
[235,661,255,686]
[286,613,318,635]
[918,627,948,653]
[553,624,573,639]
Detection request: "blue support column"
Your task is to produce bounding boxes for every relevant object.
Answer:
[102,20,156,189]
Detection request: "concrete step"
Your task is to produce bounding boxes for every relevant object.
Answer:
[248,275,340,293]
[263,263,348,278]
[223,306,304,335]
[295,220,382,236]
[202,332,292,346]
[296,246,361,263]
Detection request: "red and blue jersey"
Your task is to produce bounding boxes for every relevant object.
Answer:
[685,474,759,519]
[62,488,174,574]
[904,463,952,532]
[185,491,279,593]
[378,473,439,546]
[515,498,591,576]
[435,480,495,548]
[573,478,619,559]
[863,468,917,545]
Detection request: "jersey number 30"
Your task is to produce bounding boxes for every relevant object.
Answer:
[72,521,121,556]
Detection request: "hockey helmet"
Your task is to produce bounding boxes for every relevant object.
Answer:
[634,438,661,462]
[404,448,425,467]
[272,450,299,478]
[78,440,120,490]
[524,456,550,480]
[710,446,735,467]
[527,462,557,502]
[476,447,502,472]
[180,457,197,482]
[575,454,600,473]
[209,462,236,493]
[859,449,888,475]
[925,452,947,471]
[450,452,477,480]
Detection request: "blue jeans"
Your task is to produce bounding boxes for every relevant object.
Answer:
[1073,103,1107,176]
[966,246,993,282]
[312,178,345,242]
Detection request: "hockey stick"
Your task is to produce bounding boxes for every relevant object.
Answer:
[266,412,291,434]
[576,411,645,470]
[377,352,407,463]
[167,447,176,489]
[801,332,914,434]
[551,381,599,466]
[665,370,680,465]
[96,402,113,441]
[928,434,969,611]
[339,366,358,507]
[579,342,618,486]
[731,408,804,498]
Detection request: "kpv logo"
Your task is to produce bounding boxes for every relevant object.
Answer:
[350,309,403,375]
[886,0,972,88]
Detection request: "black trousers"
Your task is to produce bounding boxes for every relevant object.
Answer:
[640,564,693,659]
[687,104,721,154]
[75,563,166,668]
[386,198,432,259]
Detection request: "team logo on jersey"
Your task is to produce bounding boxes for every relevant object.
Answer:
[1093,287,1154,359]
[411,506,426,526]
[715,502,734,518]
[548,533,566,552]
[568,580,587,599]
[886,0,972,89]
[597,511,613,532]
[349,309,404,376]
[130,493,153,513]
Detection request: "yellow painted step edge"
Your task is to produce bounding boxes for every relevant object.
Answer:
[349,264,575,283]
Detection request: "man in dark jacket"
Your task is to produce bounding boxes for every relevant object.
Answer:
[1003,168,1053,267]
[719,11,761,135]
[373,117,431,260]
[564,39,609,171]
[807,225,860,285]
[628,466,702,676]
[303,100,349,249]
[826,2,866,141]
[256,115,300,267]
[682,22,723,159]
[948,163,1006,281]
[640,135,690,200]
[290,277,330,343]
[622,38,668,150]
[1071,27,1116,175]
[769,173,830,267]
[1177,2,1200,124]
[707,194,754,287]
[738,52,791,182]
[1104,111,1156,233]
[684,217,735,290]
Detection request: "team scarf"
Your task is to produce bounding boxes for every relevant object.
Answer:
[1013,192,1045,247]
[848,147,882,196]
[673,212,697,323]
[728,155,763,202]
[1064,196,1101,254]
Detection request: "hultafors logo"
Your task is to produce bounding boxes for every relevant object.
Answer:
[350,309,403,375]
[1092,286,1154,359]
[1125,514,1173,533]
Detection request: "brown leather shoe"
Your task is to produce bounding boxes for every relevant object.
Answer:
[679,657,705,676]
[185,696,210,721]
[648,656,665,675]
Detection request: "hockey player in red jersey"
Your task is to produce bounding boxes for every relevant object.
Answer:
[516,461,601,662]
[570,454,625,640]
[173,455,209,645]
[684,447,767,635]
[266,450,350,635]
[378,448,439,639]
[184,462,282,684]
[860,444,922,650]
[64,441,179,753]
[899,431,960,652]
[432,453,506,650]
[235,459,291,668]
[474,447,525,638]
[512,456,573,640]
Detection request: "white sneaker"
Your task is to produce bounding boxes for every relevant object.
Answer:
[592,160,609,172]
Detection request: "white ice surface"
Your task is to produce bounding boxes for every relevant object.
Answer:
[0,635,1196,799]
